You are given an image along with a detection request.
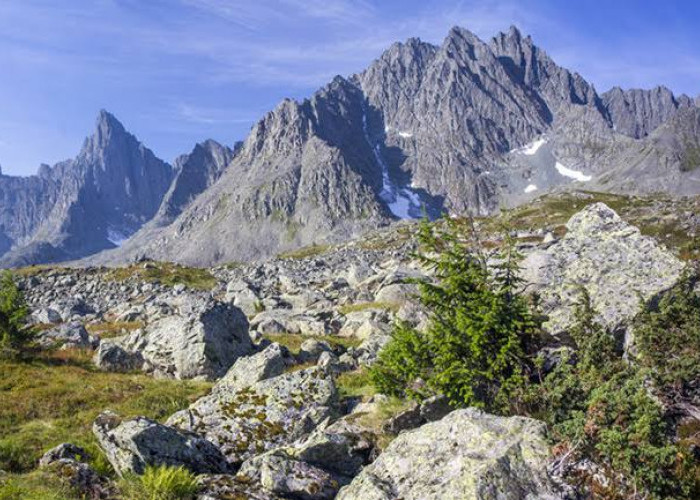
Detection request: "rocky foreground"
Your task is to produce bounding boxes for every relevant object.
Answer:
[11,196,696,499]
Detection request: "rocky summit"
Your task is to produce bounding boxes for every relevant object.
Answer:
[0,26,698,267]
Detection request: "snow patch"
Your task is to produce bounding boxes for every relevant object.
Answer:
[524,184,538,193]
[362,107,422,219]
[107,228,128,247]
[398,131,413,138]
[555,162,592,182]
[513,137,547,156]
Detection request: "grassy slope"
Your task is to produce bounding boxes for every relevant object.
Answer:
[0,349,211,498]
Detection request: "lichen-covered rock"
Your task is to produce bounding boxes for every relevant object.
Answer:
[31,307,62,324]
[216,342,291,393]
[39,443,90,467]
[289,422,373,477]
[95,296,252,379]
[92,410,229,476]
[197,474,284,500]
[36,322,92,348]
[225,279,261,316]
[167,367,338,466]
[93,342,144,372]
[374,283,417,305]
[337,408,562,500]
[35,321,93,349]
[298,338,333,363]
[521,203,684,339]
[382,395,452,434]
[258,454,339,500]
[42,459,111,499]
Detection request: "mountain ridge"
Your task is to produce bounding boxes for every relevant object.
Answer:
[1,25,698,268]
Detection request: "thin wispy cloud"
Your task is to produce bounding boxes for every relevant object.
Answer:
[0,0,697,175]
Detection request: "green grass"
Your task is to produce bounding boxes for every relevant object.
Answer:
[106,262,217,291]
[13,265,71,278]
[263,333,362,355]
[0,349,211,476]
[0,467,76,500]
[118,465,199,500]
[276,244,330,260]
[336,369,376,399]
[338,301,401,315]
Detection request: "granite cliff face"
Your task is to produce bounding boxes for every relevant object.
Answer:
[2,25,699,267]
[152,139,237,227]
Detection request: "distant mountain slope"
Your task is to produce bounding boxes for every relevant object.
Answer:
[88,25,697,266]
[602,86,695,138]
[152,139,238,227]
[0,111,174,267]
[2,25,698,268]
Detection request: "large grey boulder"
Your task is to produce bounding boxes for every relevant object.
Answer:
[521,203,684,339]
[337,408,561,500]
[92,410,229,476]
[93,343,144,373]
[32,307,62,324]
[95,296,252,380]
[215,342,291,393]
[35,321,93,349]
[167,367,338,466]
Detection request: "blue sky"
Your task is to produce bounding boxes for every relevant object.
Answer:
[0,0,698,176]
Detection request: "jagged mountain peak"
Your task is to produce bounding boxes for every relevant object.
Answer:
[445,25,482,44]
[96,109,125,130]
[602,85,697,138]
[80,109,141,162]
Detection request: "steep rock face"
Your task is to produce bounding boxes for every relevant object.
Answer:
[602,86,696,138]
[153,139,236,226]
[0,172,60,256]
[4,25,699,268]
[93,25,628,266]
[96,77,391,265]
[0,111,173,267]
[490,25,603,116]
[357,26,553,215]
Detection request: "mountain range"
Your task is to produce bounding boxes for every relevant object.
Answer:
[1,25,698,268]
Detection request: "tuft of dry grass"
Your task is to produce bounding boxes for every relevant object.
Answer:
[276,244,330,260]
[263,333,362,355]
[86,321,144,340]
[337,301,401,315]
[105,262,217,290]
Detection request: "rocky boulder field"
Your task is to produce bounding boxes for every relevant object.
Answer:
[2,191,699,499]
